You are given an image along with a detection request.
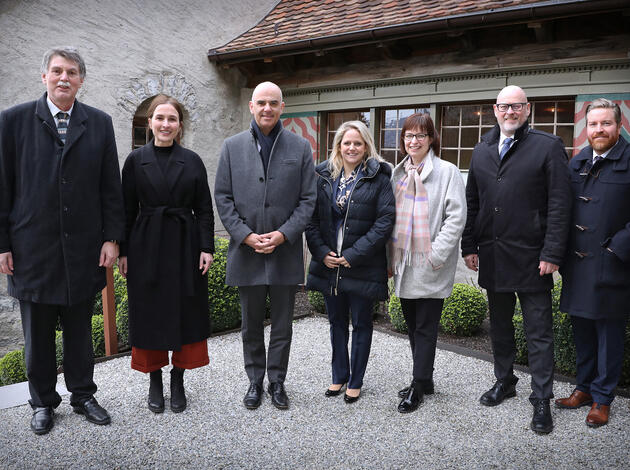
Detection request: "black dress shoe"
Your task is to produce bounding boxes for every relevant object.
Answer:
[30,406,54,435]
[325,383,346,397]
[268,382,289,409]
[531,399,554,434]
[398,379,434,398]
[479,379,517,407]
[243,382,262,409]
[170,367,187,413]
[344,391,361,404]
[72,397,111,425]
[398,385,423,413]
[148,370,165,413]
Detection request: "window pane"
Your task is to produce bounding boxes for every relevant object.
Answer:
[398,108,414,125]
[133,127,146,146]
[481,105,495,126]
[556,101,574,123]
[532,124,554,135]
[461,128,480,148]
[441,149,458,166]
[381,149,397,166]
[556,125,574,148]
[329,113,343,130]
[441,128,459,147]
[534,102,554,123]
[442,106,460,126]
[384,109,397,128]
[460,149,473,170]
[359,111,370,127]
[382,130,398,149]
[461,106,480,126]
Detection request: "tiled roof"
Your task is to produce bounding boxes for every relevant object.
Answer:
[212,0,556,54]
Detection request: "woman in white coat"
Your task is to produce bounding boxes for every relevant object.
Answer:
[390,113,466,413]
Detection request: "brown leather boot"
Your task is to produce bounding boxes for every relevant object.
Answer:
[555,389,593,409]
[586,402,609,427]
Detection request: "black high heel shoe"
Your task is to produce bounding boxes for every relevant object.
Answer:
[344,389,361,403]
[325,383,346,397]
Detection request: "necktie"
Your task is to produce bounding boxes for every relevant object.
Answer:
[56,112,69,145]
[593,155,603,164]
[499,137,513,160]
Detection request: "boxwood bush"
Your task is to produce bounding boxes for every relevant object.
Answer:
[440,283,487,336]
[308,290,326,314]
[0,349,26,386]
[208,237,241,332]
[388,294,407,333]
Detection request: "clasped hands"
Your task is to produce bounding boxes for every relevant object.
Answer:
[323,251,351,269]
[464,254,558,276]
[244,231,286,254]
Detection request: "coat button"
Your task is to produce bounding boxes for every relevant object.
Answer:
[64,232,69,238]
[63,206,68,212]
[61,178,67,184]
[497,177,502,182]
[259,177,264,182]
[494,207,499,212]
[265,203,270,208]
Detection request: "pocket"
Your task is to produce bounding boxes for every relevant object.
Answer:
[598,248,630,287]
[281,158,298,165]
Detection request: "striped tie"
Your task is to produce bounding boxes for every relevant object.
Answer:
[499,137,513,160]
[593,155,603,164]
[56,112,69,145]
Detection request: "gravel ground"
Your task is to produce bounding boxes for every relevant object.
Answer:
[1,316,629,470]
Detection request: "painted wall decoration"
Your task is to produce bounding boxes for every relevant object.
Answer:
[282,113,319,161]
[574,94,630,156]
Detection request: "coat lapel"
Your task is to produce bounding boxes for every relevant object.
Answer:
[140,141,170,203]
[165,142,186,197]
[62,100,87,156]
[35,94,61,144]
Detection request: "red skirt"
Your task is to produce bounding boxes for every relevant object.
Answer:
[131,340,209,373]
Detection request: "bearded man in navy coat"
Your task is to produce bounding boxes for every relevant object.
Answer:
[0,47,124,434]
[555,98,630,427]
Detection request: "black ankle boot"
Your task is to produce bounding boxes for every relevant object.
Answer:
[170,367,187,413]
[148,369,164,413]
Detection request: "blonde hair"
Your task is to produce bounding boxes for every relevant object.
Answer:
[328,121,382,179]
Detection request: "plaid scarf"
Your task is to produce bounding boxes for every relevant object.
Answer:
[336,166,360,211]
[391,157,431,272]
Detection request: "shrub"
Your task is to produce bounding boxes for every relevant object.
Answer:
[93,265,127,316]
[91,315,105,357]
[388,295,407,333]
[208,237,241,332]
[116,293,129,348]
[440,283,487,336]
[55,330,63,368]
[0,349,27,386]
[308,290,326,314]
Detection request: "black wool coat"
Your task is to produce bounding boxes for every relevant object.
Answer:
[121,141,214,350]
[559,135,630,319]
[306,158,395,300]
[461,122,572,292]
[0,94,124,305]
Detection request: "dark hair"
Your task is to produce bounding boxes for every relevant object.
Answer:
[399,112,440,157]
[41,47,86,79]
[586,98,621,125]
[147,94,185,136]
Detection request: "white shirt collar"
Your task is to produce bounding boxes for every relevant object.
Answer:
[498,132,516,151]
[592,139,619,162]
[46,96,74,120]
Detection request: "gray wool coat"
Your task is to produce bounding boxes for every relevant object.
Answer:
[214,127,317,286]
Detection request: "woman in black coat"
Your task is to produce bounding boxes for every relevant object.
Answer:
[306,120,395,403]
[118,94,214,414]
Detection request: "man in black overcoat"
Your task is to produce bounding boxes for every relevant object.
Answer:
[555,98,630,427]
[0,47,124,434]
[462,85,572,434]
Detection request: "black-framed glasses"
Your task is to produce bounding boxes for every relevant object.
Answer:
[403,133,429,142]
[495,102,528,112]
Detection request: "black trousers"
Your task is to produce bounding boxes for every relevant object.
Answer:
[20,298,97,408]
[238,285,296,385]
[572,315,628,405]
[400,298,444,382]
[487,290,554,401]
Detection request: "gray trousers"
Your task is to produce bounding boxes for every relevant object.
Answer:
[487,290,554,401]
[238,285,296,385]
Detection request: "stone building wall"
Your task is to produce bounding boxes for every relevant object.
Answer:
[0,0,278,355]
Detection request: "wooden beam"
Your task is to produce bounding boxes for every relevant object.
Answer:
[102,267,117,356]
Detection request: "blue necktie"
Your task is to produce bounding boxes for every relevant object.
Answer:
[56,112,69,145]
[499,137,513,160]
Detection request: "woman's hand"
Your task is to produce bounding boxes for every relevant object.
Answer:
[118,256,128,278]
[323,251,340,269]
[199,252,214,275]
[337,256,351,268]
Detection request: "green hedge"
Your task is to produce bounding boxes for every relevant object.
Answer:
[208,237,241,332]
[308,290,326,314]
[388,283,487,336]
[0,349,26,386]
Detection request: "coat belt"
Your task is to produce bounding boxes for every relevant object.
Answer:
[140,206,195,296]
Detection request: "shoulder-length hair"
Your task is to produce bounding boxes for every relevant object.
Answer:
[147,94,185,137]
[399,113,441,159]
[328,120,382,179]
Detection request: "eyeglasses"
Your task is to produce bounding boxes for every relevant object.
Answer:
[403,133,429,142]
[495,102,527,112]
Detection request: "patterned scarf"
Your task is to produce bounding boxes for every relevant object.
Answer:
[335,166,360,211]
[391,157,431,272]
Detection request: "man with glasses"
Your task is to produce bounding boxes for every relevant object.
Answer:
[555,98,629,427]
[462,85,571,434]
